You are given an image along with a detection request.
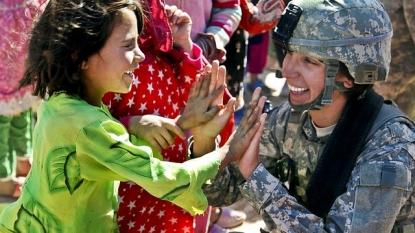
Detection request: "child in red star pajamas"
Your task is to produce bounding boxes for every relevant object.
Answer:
[102,1,234,232]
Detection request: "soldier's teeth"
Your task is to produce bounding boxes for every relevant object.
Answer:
[288,84,308,92]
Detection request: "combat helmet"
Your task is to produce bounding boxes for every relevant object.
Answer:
[272,0,393,111]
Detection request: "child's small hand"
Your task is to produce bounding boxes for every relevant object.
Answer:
[176,60,227,132]
[190,60,234,139]
[220,88,267,170]
[165,5,192,52]
[129,115,185,152]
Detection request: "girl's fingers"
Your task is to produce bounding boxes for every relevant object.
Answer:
[190,74,203,97]
[165,123,185,140]
[217,65,226,89]
[199,71,212,97]
[209,60,219,94]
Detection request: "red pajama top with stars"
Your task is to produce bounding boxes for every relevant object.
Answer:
[102,45,204,233]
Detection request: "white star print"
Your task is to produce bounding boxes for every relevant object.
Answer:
[113,93,122,102]
[178,143,183,153]
[153,109,160,116]
[157,210,165,218]
[169,218,177,224]
[139,206,147,214]
[149,226,156,233]
[169,217,178,225]
[139,102,147,113]
[118,195,124,204]
[182,226,191,233]
[127,221,135,229]
[172,103,179,112]
[158,89,163,99]
[117,215,124,222]
[127,200,136,210]
[127,181,135,188]
[161,230,166,233]
[138,224,146,233]
[167,77,172,85]
[147,83,154,94]
[158,70,164,79]
[127,97,135,108]
[148,65,155,74]
[132,77,140,88]
[148,206,155,214]
[167,95,172,105]
[184,75,192,83]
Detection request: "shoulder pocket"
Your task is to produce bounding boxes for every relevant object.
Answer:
[357,163,411,191]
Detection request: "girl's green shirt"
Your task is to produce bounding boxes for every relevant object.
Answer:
[0,93,220,233]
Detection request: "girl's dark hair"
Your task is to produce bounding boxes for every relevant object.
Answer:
[20,0,145,99]
[339,62,373,100]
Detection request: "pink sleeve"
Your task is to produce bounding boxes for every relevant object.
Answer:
[182,43,205,70]
[119,116,132,131]
[177,44,206,104]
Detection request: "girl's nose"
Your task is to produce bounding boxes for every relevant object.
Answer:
[134,46,145,63]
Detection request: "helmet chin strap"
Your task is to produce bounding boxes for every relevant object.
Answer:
[288,93,324,112]
[288,60,349,112]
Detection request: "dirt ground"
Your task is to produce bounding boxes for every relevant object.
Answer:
[226,198,266,233]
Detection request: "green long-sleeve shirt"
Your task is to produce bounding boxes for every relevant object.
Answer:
[0,93,220,233]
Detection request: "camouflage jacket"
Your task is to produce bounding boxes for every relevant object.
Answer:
[203,101,415,232]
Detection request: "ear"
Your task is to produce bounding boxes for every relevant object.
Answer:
[72,50,89,69]
[343,76,354,88]
[336,72,354,88]
[81,60,89,69]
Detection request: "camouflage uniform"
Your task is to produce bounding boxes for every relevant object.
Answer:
[203,0,415,232]
[204,101,415,232]
[374,0,415,121]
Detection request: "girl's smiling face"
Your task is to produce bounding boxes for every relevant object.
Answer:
[281,51,326,106]
[81,8,145,106]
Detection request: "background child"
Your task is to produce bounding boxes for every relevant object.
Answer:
[0,0,266,232]
[0,0,43,198]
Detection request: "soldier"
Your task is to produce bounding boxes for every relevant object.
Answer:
[374,0,415,121]
[201,0,415,232]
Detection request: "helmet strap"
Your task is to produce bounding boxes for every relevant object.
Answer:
[289,60,350,111]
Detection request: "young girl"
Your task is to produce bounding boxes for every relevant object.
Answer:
[0,0,266,232]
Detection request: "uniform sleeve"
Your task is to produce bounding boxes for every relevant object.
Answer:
[75,119,221,215]
[239,121,415,233]
[203,162,246,206]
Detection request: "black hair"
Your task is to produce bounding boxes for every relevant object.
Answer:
[20,0,145,99]
[339,62,373,100]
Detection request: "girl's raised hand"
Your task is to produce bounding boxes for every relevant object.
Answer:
[175,60,227,131]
